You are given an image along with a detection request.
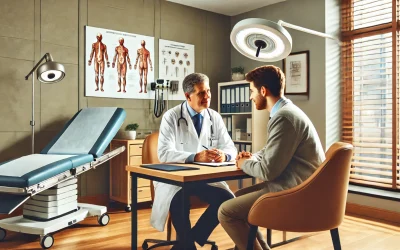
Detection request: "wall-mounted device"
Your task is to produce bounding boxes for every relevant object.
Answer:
[152,79,170,118]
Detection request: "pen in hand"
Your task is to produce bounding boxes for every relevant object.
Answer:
[202,145,221,156]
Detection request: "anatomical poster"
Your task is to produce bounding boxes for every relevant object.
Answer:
[85,26,155,99]
[158,39,195,100]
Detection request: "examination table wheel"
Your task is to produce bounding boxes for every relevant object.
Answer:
[211,245,218,250]
[40,234,54,249]
[0,228,6,241]
[98,213,110,226]
[125,205,131,212]
[142,242,148,250]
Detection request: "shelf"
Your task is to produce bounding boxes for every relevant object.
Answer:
[233,140,252,143]
[221,112,252,115]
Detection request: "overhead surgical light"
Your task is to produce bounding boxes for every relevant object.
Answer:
[231,18,340,62]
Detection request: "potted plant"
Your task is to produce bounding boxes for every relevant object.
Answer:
[231,66,245,81]
[123,123,139,139]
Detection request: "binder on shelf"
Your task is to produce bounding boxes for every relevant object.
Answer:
[227,116,232,138]
[244,85,251,112]
[234,143,240,152]
[235,85,240,113]
[240,85,245,112]
[221,87,227,113]
[246,118,252,133]
[222,116,228,128]
[246,118,252,141]
[230,88,236,113]
[227,87,231,113]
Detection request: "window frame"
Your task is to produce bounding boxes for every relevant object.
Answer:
[341,0,399,190]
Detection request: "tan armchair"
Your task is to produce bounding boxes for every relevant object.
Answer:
[141,132,217,250]
[246,142,353,250]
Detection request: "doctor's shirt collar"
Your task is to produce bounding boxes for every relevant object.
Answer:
[186,101,206,118]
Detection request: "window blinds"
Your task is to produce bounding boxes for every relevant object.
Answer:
[341,0,399,189]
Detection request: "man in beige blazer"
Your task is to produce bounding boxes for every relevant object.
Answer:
[218,65,325,250]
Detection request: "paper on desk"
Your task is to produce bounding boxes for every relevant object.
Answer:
[193,162,235,167]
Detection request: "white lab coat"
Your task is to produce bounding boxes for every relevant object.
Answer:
[151,102,237,231]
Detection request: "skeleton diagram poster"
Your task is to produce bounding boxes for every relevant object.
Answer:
[158,39,195,100]
[85,26,155,99]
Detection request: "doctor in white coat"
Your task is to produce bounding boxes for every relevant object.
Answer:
[153,73,237,249]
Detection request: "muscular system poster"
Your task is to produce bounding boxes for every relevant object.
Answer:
[158,39,195,100]
[85,26,155,99]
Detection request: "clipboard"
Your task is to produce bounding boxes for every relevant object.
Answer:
[141,164,199,172]
[193,162,235,167]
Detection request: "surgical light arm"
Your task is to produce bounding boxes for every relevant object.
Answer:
[277,20,341,45]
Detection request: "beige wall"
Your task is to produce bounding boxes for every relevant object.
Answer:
[0,0,231,196]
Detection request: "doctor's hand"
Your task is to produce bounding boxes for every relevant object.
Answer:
[208,148,225,162]
[194,149,223,162]
[236,156,250,170]
[236,151,252,161]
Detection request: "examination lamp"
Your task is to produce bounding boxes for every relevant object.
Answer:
[230,18,340,62]
[25,53,66,153]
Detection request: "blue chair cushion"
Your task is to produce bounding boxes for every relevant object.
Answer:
[0,154,93,188]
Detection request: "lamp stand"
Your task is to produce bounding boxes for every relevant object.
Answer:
[25,52,65,155]
[31,71,35,154]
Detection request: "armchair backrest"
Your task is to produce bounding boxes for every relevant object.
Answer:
[248,142,354,232]
[142,132,160,201]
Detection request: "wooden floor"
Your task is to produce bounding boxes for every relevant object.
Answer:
[0,206,399,250]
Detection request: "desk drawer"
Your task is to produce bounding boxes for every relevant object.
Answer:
[129,156,142,166]
[129,176,149,188]
[129,144,142,155]
[138,187,151,201]
[138,178,149,187]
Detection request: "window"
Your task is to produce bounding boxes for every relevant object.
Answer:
[341,0,399,190]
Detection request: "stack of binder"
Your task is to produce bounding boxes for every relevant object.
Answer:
[234,142,252,153]
[220,84,251,113]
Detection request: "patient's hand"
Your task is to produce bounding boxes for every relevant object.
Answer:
[236,156,251,170]
[236,151,252,161]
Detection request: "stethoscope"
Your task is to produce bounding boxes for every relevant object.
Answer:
[177,101,215,146]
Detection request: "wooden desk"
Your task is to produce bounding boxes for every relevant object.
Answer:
[126,163,250,250]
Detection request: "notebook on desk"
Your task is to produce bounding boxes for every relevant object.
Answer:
[141,164,199,172]
[193,162,236,167]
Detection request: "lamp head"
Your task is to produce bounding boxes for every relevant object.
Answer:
[37,57,65,83]
[231,18,292,62]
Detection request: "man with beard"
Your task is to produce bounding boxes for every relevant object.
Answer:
[218,65,325,250]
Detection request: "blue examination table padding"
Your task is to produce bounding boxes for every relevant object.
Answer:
[0,107,126,249]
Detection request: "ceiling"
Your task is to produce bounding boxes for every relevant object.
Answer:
[166,0,286,16]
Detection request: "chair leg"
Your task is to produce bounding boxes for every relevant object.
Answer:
[167,216,172,241]
[330,228,341,250]
[247,224,258,250]
[266,228,272,247]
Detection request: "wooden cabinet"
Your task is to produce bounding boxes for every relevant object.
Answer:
[109,139,151,211]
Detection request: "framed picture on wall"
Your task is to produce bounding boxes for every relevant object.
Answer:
[283,50,309,96]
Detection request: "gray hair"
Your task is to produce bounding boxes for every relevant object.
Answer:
[182,73,209,94]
